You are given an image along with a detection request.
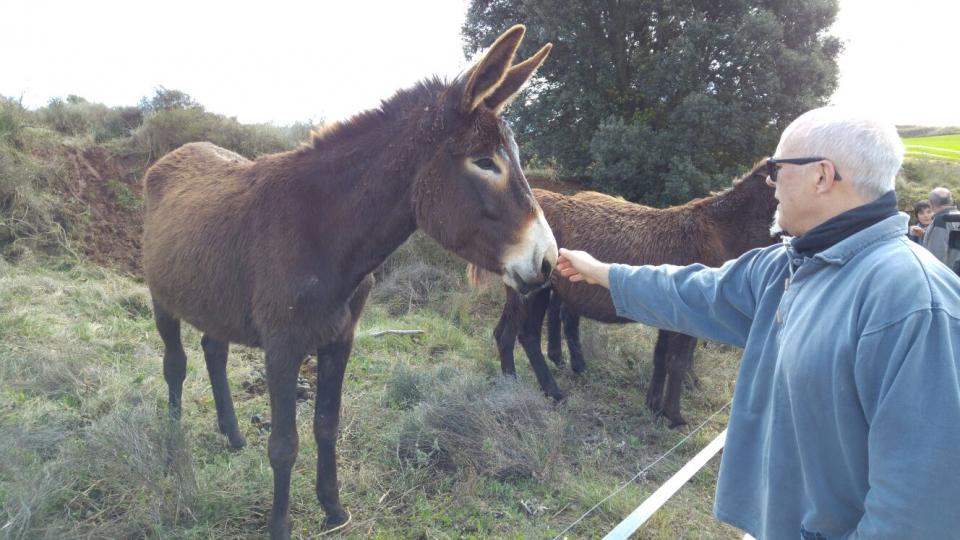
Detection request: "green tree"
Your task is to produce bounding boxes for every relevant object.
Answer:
[138,87,201,113]
[463,0,841,205]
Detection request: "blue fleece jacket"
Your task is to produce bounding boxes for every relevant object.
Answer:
[608,213,960,539]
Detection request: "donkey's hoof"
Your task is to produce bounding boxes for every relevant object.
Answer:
[645,395,664,414]
[268,516,290,540]
[547,350,565,367]
[654,407,687,429]
[227,432,247,450]
[547,388,567,402]
[569,354,587,372]
[323,508,352,532]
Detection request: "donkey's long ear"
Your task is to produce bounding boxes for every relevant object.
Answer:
[460,25,527,113]
[484,43,552,114]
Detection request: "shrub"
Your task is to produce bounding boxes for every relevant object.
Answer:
[590,112,749,206]
[0,399,198,539]
[392,372,570,479]
[39,96,142,142]
[0,97,32,147]
[372,232,465,315]
[383,363,459,410]
[897,159,960,217]
[131,108,307,160]
[0,101,76,259]
[897,125,960,138]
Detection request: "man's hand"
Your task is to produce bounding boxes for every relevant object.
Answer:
[557,248,611,289]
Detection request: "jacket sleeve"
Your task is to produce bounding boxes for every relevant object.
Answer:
[607,249,765,348]
[921,223,949,261]
[842,309,960,539]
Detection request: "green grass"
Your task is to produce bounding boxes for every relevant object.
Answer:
[0,244,743,539]
[902,134,960,162]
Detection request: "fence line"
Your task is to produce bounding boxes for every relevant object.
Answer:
[551,401,730,540]
[602,429,727,540]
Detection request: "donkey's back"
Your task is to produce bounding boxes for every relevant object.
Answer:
[143,142,264,345]
[144,142,252,209]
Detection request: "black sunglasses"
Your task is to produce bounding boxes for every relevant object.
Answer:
[765,157,842,183]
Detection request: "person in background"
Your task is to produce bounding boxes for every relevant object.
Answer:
[556,107,960,540]
[922,187,960,269]
[908,199,933,243]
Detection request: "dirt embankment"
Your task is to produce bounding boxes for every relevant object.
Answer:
[58,145,146,274]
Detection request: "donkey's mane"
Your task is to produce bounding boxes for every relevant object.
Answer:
[698,164,769,212]
[310,77,453,150]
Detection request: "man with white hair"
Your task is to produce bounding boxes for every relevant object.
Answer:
[556,107,960,539]
[922,186,960,271]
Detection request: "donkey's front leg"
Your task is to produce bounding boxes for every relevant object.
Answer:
[517,287,565,401]
[647,330,670,415]
[313,338,351,530]
[495,287,525,376]
[661,333,696,428]
[201,335,245,449]
[153,300,187,419]
[561,309,586,373]
[264,342,305,540]
[546,290,565,367]
[314,274,372,531]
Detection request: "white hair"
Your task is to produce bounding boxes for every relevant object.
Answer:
[776,107,904,200]
[930,187,953,207]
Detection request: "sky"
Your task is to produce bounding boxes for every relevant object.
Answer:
[828,0,960,126]
[3,0,958,127]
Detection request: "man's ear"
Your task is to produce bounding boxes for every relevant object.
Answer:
[815,161,839,193]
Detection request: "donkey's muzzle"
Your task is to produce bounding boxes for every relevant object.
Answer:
[508,256,554,296]
[500,209,558,294]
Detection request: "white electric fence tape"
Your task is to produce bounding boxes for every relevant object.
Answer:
[552,402,730,540]
[602,429,727,540]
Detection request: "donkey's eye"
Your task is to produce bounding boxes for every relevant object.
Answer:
[473,158,501,174]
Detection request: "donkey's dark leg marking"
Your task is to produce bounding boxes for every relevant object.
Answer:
[154,300,187,420]
[201,334,245,449]
[518,288,564,400]
[546,291,565,367]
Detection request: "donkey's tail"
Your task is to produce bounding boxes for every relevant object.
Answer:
[466,264,498,288]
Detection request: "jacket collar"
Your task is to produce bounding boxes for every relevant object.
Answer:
[784,213,909,267]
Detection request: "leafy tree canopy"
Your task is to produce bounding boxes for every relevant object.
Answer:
[463,0,841,205]
[138,87,201,113]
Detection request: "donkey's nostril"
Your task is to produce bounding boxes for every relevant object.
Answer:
[541,258,553,279]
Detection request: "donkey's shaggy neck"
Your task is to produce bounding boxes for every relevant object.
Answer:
[309,77,450,156]
[699,172,772,223]
[275,78,454,289]
[697,171,776,258]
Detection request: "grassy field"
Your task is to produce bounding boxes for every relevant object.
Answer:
[902,134,960,162]
[0,236,743,539]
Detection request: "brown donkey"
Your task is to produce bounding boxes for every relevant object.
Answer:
[142,26,556,538]
[479,162,776,427]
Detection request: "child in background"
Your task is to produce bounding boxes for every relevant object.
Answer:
[909,200,933,243]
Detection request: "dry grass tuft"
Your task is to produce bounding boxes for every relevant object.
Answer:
[393,373,570,480]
